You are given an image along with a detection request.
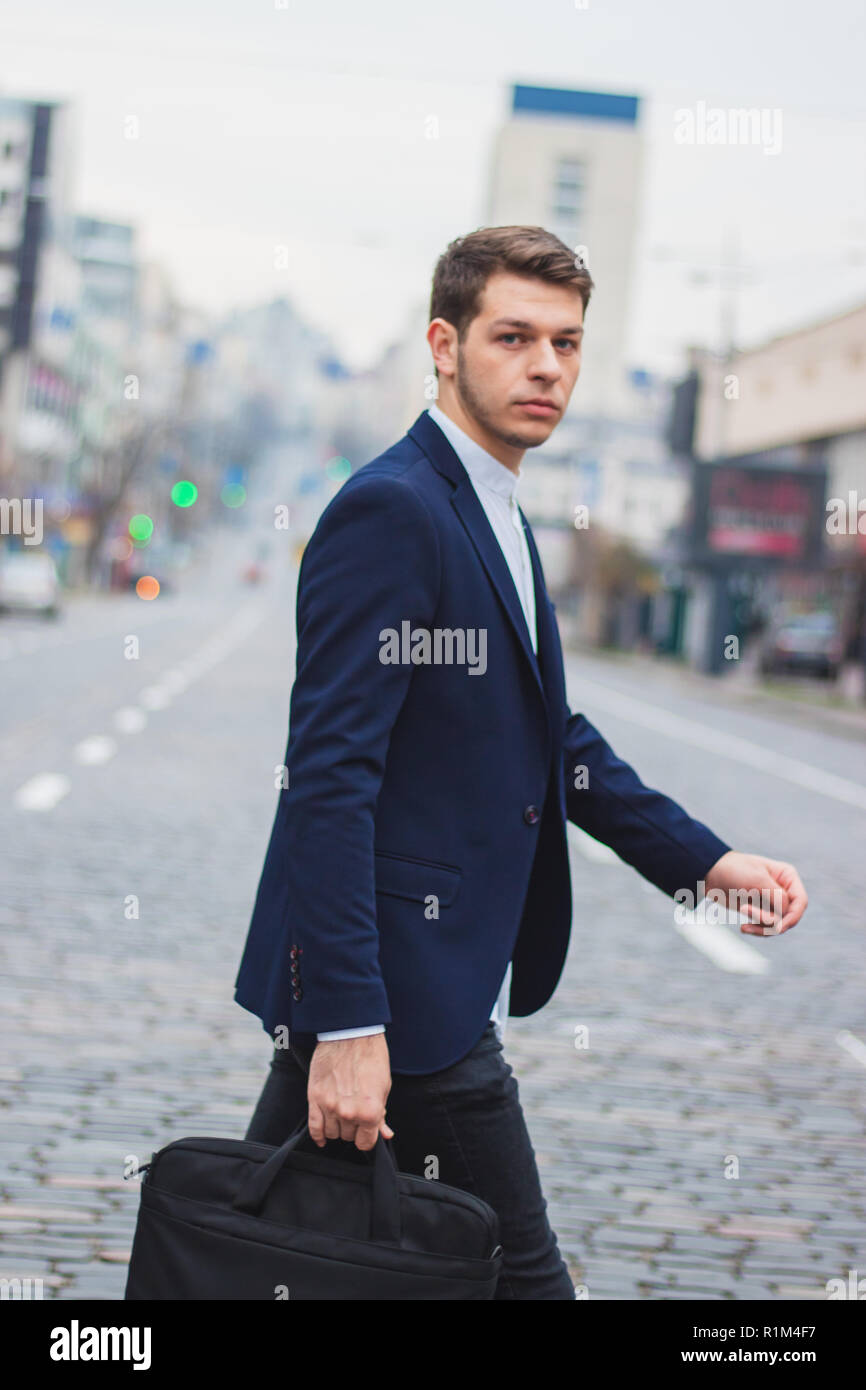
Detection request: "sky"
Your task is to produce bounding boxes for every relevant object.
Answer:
[2,0,865,375]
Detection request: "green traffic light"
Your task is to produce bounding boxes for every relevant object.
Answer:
[128,513,153,542]
[171,480,198,507]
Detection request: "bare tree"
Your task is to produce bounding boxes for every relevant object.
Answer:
[84,421,171,581]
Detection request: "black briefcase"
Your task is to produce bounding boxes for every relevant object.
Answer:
[124,1122,503,1300]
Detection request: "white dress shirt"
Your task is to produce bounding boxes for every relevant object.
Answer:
[316,402,539,1046]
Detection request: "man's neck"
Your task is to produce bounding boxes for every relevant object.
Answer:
[432,396,524,475]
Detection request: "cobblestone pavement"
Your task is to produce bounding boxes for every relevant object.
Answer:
[1,494,864,1301]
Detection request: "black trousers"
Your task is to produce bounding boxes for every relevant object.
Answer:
[245,1020,575,1300]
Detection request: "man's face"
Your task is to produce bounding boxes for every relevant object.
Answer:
[435,271,585,454]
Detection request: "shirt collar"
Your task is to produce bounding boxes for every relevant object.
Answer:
[427,403,520,502]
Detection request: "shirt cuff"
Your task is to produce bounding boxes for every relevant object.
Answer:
[316,1024,386,1041]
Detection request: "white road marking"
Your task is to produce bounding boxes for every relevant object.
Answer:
[573,676,866,811]
[73,735,118,765]
[160,670,189,695]
[673,910,770,973]
[10,604,267,809]
[139,686,172,710]
[14,773,71,811]
[113,707,147,734]
[569,800,770,974]
[836,1030,866,1067]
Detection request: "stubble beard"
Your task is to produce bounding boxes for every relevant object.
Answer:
[455,350,544,451]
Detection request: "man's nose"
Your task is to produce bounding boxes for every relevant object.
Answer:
[526,344,563,379]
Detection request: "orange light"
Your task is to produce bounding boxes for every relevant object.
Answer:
[136,575,160,600]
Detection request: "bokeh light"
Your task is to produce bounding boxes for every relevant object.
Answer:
[135,576,160,600]
[128,514,154,542]
[171,480,198,507]
[220,483,246,508]
[325,456,352,482]
[110,535,134,561]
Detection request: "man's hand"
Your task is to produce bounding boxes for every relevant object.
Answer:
[704,850,808,936]
[307,1033,394,1151]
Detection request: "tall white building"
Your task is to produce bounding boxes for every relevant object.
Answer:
[486,84,644,417]
[0,97,77,485]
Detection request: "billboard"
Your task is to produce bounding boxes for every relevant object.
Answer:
[690,462,827,567]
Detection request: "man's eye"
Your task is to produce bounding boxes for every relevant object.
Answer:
[498,334,578,350]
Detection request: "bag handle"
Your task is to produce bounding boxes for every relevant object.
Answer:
[233,1121,402,1244]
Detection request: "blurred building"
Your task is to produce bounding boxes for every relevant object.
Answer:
[205,298,348,548]
[322,298,431,470]
[0,89,350,593]
[517,370,690,618]
[486,83,644,417]
[211,298,334,442]
[0,92,222,587]
[72,216,137,338]
[665,302,866,673]
[483,81,691,638]
[0,96,77,489]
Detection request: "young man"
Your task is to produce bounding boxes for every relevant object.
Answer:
[234,225,808,1300]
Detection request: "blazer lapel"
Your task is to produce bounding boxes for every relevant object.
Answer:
[407,410,550,720]
[520,508,562,710]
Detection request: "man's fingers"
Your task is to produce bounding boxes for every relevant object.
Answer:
[354,1123,380,1151]
[764,860,807,930]
[735,862,807,934]
[306,1035,393,1153]
[735,880,787,927]
[739,901,774,925]
[778,885,807,929]
[308,1099,326,1148]
[776,867,808,928]
[312,1103,391,1147]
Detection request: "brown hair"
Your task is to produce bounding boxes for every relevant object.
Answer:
[429,225,593,372]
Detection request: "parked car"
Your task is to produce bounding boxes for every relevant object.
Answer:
[758,610,843,680]
[0,550,61,618]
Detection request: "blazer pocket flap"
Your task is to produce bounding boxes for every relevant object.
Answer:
[374,852,462,908]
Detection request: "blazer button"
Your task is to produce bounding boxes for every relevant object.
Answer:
[293,988,303,1002]
[523,804,540,825]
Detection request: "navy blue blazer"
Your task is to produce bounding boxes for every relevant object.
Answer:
[234,409,731,1073]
